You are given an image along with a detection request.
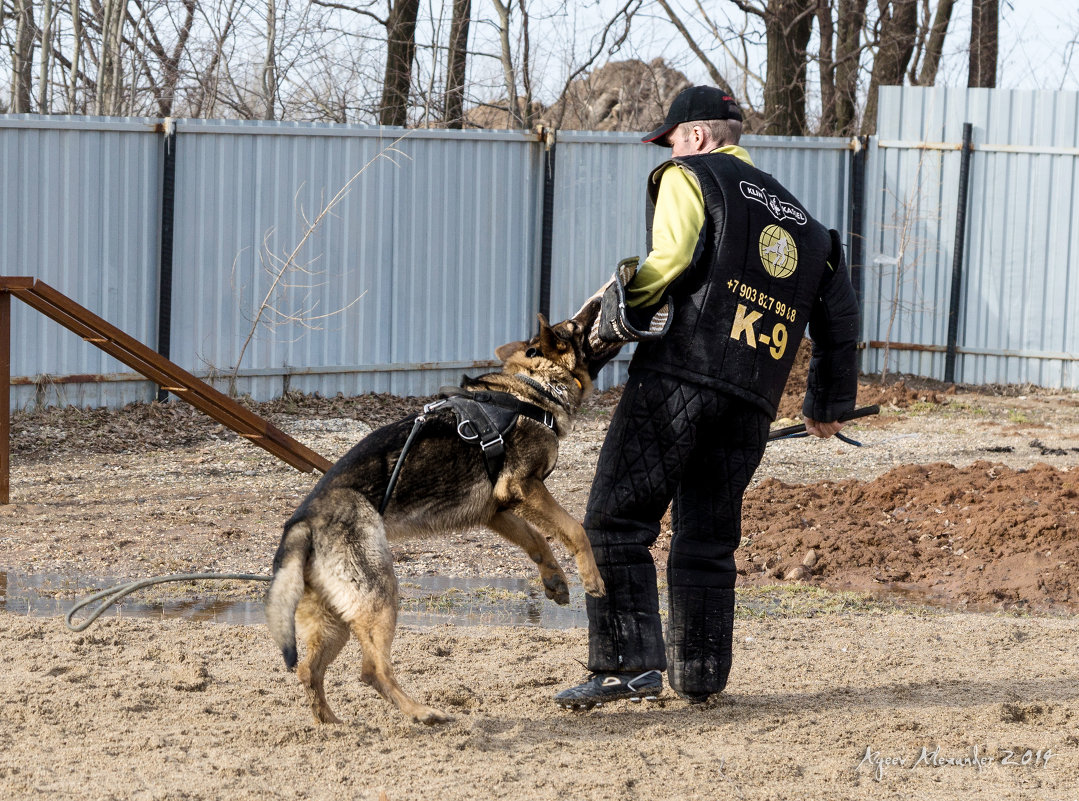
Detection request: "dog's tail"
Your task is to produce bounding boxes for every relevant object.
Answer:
[265,520,312,671]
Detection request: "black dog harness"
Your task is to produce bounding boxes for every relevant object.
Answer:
[378,386,559,514]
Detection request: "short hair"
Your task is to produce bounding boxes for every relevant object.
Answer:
[674,118,742,146]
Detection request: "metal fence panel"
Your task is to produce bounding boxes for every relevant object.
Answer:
[0,116,162,408]
[171,122,542,400]
[862,86,1079,387]
[39,109,1079,404]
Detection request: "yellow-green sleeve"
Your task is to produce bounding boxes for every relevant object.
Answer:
[625,164,705,308]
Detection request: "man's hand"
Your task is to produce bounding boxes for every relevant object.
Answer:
[573,276,615,318]
[804,417,845,438]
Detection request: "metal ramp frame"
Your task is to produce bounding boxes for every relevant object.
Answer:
[0,276,333,504]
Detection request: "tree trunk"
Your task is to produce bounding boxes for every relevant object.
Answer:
[860,0,919,135]
[13,0,35,113]
[763,0,814,135]
[517,0,534,128]
[380,0,420,127]
[816,0,837,134]
[968,0,997,87]
[443,0,471,128]
[835,0,866,135]
[915,0,955,85]
[262,0,277,120]
[38,0,55,112]
[96,0,126,115]
[490,0,519,127]
[67,0,82,111]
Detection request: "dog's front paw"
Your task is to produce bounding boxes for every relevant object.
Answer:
[583,573,606,598]
[543,573,571,605]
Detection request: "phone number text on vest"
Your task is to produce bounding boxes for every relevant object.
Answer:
[726,278,796,361]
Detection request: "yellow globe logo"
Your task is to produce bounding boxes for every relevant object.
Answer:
[758,225,798,278]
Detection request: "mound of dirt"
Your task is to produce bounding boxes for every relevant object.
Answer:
[773,340,952,420]
[736,461,1079,612]
[10,391,435,461]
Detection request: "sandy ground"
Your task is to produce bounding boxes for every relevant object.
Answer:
[2,613,1077,801]
[3,365,1079,799]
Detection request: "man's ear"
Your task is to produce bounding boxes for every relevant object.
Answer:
[495,340,529,362]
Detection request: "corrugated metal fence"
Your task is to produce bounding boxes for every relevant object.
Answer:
[4,86,1077,410]
[1,117,852,407]
[862,86,1079,387]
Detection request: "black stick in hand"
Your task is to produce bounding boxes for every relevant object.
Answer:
[768,405,881,442]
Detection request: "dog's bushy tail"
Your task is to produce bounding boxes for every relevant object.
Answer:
[265,520,312,671]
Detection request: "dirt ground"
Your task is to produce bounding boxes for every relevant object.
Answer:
[3,355,1079,799]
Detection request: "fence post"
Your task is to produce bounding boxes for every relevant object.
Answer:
[848,135,869,310]
[156,118,177,402]
[538,127,557,323]
[944,122,974,384]
[1,290,10,504]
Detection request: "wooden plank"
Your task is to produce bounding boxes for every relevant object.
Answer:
[2,277,332,476]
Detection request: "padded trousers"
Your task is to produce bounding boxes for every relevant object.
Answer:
[584,370,770,696]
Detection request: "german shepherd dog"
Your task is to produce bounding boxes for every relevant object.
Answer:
[266,304,606,725]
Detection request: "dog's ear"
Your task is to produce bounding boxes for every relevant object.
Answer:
[537,313,572,358]
[495,339,529,362]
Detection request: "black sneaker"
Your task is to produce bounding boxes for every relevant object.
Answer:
[554,670,663,710]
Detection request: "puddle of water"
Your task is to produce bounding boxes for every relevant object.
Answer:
[0,570,267,625]
[3,569,1005,631]
[0,569,590,629]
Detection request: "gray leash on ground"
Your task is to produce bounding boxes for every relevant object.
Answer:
[65,572,271,632]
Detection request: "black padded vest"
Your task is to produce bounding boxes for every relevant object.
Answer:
[631,152,841,418]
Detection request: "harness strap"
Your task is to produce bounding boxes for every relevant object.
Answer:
[378,388,559,515]
[439,385,559,435]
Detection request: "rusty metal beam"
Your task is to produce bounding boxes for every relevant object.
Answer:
[0,277,332,504]
[865,340,1079,362]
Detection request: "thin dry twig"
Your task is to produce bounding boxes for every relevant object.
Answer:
[229,136,412,388]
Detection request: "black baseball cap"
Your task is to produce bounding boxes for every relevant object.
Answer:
[642,86,743,146]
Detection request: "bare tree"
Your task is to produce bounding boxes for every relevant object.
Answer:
[816,0,837,132]
[655,0,737,99]
[834,0,867,135]
[489,0,522,126]
[262,0,277,118]
[911,0,955,85]
[861,0,919,134]
[968,0,997,87]
[761,0,815,135]
[381,0,419,125]
[128,0,197,117]
[37,0,55,110]
[94,0,128,115]
[443,0,470,127]
[12,0,34,112]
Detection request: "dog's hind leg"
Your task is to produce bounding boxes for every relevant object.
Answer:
[295,593,350,724]
[510,478,606,598]
[351,600,451,725]
[488,510,570,605]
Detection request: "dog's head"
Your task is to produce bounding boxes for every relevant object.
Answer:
[495,303,600,405]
